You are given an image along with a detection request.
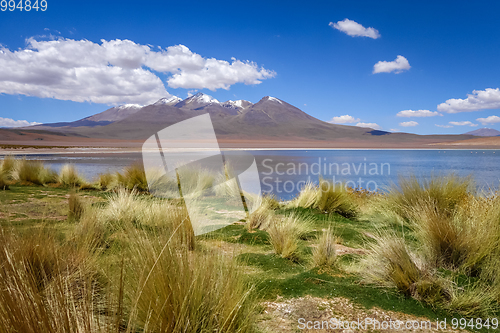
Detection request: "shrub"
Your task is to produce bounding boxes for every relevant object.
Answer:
[312,228,337,267]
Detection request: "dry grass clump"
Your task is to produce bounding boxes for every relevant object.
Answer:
[312,228,337,267]
[1,155,16,179]
[0,228,103,332]
[267,213,312,260]
[68,191,85,220]
[387,174,472,221]
[124,231,257,332]
[359,234,451,304]
[0,169,9,190]
[96,172,117,191]
[116,163,149,191]
[13,159,58,185]
[360,174,500,316]
[77,188,195,250]
[246,195,281,231]
[58,164,84,187]
[177,167,215,197]
[288,179,358,218]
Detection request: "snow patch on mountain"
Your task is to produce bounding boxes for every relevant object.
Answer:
[153,96,182,105]
[266,96,283,104]
[187,92,220,104]
[116,104,142,110]
[222,100,252,109]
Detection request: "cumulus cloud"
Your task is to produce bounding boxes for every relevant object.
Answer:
[0,117,42,128]
[373,55,411,74]
[396,110,440,117]
[329,19,380,39]
[435,124,453,128]
[437,88,500,113]
[0,38,275,105]
[449,121,478,127]
[328,114,360,124]
[476,115,500,125]
[356,122,381,130]
[399,121,418,127]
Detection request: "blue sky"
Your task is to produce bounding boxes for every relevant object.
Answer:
[1,0,499,134]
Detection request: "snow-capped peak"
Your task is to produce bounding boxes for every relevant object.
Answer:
[153,96,182,106]
[222,100,252,109]
[116,104,142,110]
[265,96,283,104]
[187,92,220,104]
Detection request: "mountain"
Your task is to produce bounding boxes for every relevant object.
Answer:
[32,104,143,128]
[22,93,477,147]
[464,128,500,136]
[59,94,377,141]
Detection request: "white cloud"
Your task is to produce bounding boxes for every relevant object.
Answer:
[0,38,275,105]
[399,121,419,127]
[329,19,380,39]
[437,88,500,113]
[373,55,411,74]
[435,124,453,128]
[0,117,42,128]
[449,121,478,127]
[396,109,440,117]
[328,114,360,124]
[390,129,400,132]
[477,115,500,125]
[356,122,381,130]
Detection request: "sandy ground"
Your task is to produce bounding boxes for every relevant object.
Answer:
[1,129,500,151]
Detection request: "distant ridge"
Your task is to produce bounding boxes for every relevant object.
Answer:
[464,128,500,137]
[23,93,477,146]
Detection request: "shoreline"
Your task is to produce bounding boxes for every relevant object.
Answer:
[1,146,499,156]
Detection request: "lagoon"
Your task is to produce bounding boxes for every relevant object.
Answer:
[2,149,499,200]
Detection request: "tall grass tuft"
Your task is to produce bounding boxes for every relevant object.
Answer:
[77,188,195,250]
[68,191,85,220]
[312,228,337,267]
[0,169,9,190]
[360,174,500,315]
[288,179,358,218]
[1,155,16,179]
[58,164,84,187]
[13,159,58,185]
[97,172,117,191]
[116,163,149,191]
[386,174,472,221]
[124,230,258,332]
[0,228,103,332]
[267,213,312,260]
[359,234,450,303]
[246,195,280,231]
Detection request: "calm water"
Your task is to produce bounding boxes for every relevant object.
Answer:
[3,150,499,200]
